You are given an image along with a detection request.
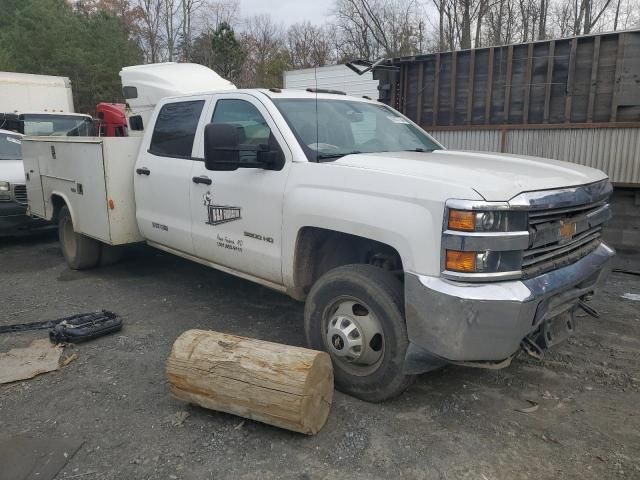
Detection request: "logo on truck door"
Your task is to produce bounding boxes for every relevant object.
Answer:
[203,191,242,226]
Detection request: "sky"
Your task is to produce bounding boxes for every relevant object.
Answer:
[239,0,335,26]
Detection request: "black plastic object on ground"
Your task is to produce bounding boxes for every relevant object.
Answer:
[49,311,122,343]
[0,310,122,343]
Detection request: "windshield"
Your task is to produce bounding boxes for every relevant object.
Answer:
[273,99,441,161]
[22,114,94,136]
[0,132,22,160]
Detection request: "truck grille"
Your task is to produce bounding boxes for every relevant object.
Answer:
[13,184,28,205]
[522,201,610,279]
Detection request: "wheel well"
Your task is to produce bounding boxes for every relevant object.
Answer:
[292,227,404,300]
[50,195,66,222]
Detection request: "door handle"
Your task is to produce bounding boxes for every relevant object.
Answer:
[192,175,212,185]
[136,167,151,176]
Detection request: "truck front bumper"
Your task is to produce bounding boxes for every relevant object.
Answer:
[403,242,615,373]
[0,201,51,235]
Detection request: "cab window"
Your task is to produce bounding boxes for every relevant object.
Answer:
[211,99,280,164]
[150,100,205,158]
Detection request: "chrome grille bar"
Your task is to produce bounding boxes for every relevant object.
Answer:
[13,185,28,205]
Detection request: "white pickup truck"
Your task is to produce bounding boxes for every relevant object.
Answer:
[22,64,614,401]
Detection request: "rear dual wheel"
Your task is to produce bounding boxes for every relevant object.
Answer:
[304,264,415,402]
[58,206,123,269]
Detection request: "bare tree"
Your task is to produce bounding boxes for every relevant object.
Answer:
[198,0,240,32]
[484,0,518,45]
[162,0,180,61]
[333,0,423,58]
[240,14,288,87]
[180,0,202,60]
[287,22,335,68]
[134,0,163,63]
[582,0,614,33]
[538,0,548,38]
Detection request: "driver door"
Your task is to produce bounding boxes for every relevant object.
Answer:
[190,94,291,285]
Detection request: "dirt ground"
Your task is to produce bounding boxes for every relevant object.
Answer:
[1,232,639,480]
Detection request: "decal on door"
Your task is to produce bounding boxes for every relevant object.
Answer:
[203,191,242,226]
[217,234,243,252]
[244,231,274,244]
[152,222,169,231]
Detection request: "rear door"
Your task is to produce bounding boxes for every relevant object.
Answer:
[134,98,206,254]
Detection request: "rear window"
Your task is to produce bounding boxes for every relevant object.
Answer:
[149,100,205,158]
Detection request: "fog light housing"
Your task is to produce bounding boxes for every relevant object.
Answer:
[445,250,513,274]
[445,250,478,272]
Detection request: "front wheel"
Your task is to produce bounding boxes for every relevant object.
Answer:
[304,265,415,402]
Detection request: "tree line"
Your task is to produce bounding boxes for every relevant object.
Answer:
[1,0,638,113]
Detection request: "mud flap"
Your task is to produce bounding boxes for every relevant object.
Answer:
[49,311,122,343]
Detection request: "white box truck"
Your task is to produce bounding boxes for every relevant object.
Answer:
[0,71,75,113]
[22,63,614,401]
[0,71,94,234]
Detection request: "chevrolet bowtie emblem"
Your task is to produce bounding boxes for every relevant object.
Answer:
[559,220,577,242]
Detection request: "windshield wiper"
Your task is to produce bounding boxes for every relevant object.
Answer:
[316,151,361,160]
[404,147,435,152]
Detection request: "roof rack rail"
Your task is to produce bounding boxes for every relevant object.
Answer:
[306,88,347,95]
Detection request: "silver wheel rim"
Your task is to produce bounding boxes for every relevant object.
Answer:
[62,217,76,259]
[323,296,385,376]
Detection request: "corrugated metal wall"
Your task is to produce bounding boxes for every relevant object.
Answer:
[283,64,379,99]
[428,127,640,185]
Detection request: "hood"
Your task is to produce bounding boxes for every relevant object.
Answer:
[0,160,25,185]
[333,150,608,201]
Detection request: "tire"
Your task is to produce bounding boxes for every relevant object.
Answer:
[99,244,126,267]
[304,264,415,402]
[58,206,101,270]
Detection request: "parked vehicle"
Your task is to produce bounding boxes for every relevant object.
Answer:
[0,112,94,136]
[0,71,96,234]
[0,129,48,234]
[22,64,614,401]
[95,103,127,137]
[0,71,75,113]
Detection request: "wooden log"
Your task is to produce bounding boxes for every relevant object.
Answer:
[166,330,334,435]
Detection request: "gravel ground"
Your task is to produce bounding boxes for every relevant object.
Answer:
[1,232,639,480]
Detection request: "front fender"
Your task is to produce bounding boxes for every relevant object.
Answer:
[46,190,76,224]
[282,186,441,288]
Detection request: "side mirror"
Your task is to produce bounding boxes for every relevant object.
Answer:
[204,123,241,171]
[257,148,285,171]
[129,115,143,131]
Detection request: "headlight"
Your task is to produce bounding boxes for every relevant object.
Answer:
[447,209,527,232]
[0,181,10,200]
[442,203,529,281]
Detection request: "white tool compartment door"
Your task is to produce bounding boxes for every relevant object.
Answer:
[41,139,110,241]
[21,139,46,217]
